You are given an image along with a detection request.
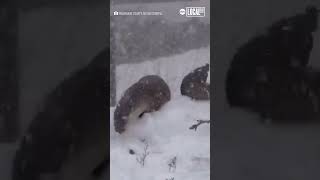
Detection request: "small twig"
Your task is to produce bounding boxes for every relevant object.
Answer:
[189,119,210,131]
[136,140,150,167]
[168,156,177,172]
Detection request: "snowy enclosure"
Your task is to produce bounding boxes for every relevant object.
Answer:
[112,45,210,180]
[111,0,210,180]
[111,0,210,105]
[112,49,210,180]
[110,96,210,180]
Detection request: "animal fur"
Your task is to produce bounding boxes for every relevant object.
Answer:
[114,75,171,134]
[180,64,210,100]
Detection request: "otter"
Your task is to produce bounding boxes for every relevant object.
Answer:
[180,64,210,100]
[114,75,171,134]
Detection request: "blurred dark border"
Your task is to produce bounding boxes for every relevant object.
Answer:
[0,0,110,144]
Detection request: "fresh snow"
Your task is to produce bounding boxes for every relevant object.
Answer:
[112,47,210,180]
[110,97,210,180]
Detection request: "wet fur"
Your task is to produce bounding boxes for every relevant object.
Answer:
[114,75,171,134]
[180,64,210,100]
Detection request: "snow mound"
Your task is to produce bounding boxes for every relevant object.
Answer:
[110,96,210,180]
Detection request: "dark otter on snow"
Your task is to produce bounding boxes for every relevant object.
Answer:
[180,64,210,100]
[114,75,171,134]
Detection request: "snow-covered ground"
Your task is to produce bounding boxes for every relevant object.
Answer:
[111,47,210,180]
[110,97,210,180]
